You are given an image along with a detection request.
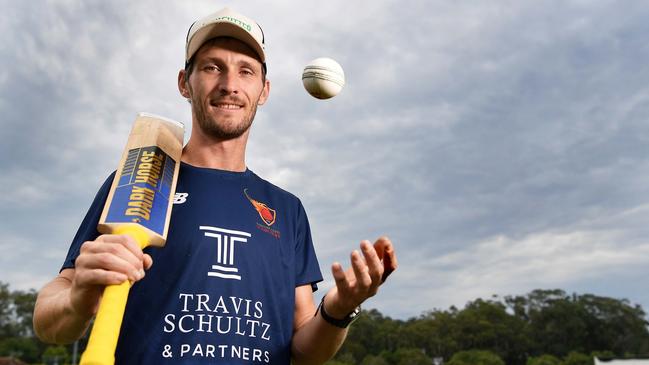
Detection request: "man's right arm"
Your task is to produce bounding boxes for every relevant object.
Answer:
[33,235,151,344]
[33,268,95,344]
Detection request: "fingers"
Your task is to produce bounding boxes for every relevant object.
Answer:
[143,253,154,270]
[349,250,368,289]
[331,262,350,294]
[374,236,398,282]
[333,240,385,295]
[100,235,146,279]
[334,236,397,291]
[75,234,150,286]
[360,241,382,293]
[73,263,129,286]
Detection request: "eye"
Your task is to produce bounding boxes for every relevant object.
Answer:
[240,68,255,76]
[203,63,220,72]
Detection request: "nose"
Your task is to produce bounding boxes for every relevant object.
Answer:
[217,70,238,95]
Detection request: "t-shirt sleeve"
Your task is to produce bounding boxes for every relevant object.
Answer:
[294,200,323,291]
[61,172,115,271]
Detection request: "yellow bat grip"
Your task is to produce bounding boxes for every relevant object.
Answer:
[79,225,149,365]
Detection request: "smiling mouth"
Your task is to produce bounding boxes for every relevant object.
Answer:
[211,101,243,110]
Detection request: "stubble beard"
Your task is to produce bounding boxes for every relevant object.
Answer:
[190,88,259,141]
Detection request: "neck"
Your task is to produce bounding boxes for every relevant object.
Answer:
[181,129,249,172]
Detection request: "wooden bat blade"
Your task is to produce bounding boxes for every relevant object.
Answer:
[80,113,184,365]
[98,112,184,247]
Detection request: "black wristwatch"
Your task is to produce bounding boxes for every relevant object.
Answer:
[317,296,361,328]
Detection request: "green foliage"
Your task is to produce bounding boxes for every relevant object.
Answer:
[332,288,649,365]
[391,348,431,365]
[360,354,390,365]
[0,337,40,363]
[0,282,14,338]
[452,298,529,364]
[0,282,44,364]
[402,308,459,360]
[2,280,649,365]
[42,345,71,365]
[505,289,649,358]
[446,349,505,365]
[562,351,592,365]
[340,309,402,356]
[0,283,38,340]
[324,360,353,365]
[0,281,69,364]
[591,350,615,361]
[527,354,561,365]
[329,352,356,364]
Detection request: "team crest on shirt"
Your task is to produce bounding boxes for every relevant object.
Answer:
[244,189,276,226]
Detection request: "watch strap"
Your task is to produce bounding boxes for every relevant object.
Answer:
[317,296,361,328]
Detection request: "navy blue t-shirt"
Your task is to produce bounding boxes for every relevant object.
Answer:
[63,163,323,364]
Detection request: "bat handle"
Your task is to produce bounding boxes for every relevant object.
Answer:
[79,225,149,365]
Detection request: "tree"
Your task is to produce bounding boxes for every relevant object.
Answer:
[343,309,403,355]
[577,294,649,355]
[42,345,71,365]
[0,283,38,339]
[0,282,13,339]
[390,348,431,365]
[327,352,356,365]
[451,299,528,364]
[562,351,592,365]
[0,282,46,364]
[446,349,505,365]
[0,337,40,363]
[505,289,649,358]
[337,288,649,365]
[526,354,561,365]
[360,354,390,365]
[403,308,460,360]
[10,289,37,338]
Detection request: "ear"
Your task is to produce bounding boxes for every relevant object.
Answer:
[257,79,271,105]
[178,69,191,98]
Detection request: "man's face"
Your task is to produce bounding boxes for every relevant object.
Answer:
[181,37,270,140]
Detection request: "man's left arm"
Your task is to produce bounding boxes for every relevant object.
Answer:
[291,237,398,365]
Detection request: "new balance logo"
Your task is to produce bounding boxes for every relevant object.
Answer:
[174,192,188,204]
[199,226,252,281]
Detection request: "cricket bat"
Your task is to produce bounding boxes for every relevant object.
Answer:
[80,113,184,365]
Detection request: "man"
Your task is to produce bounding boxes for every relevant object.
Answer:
[33,7,397,364]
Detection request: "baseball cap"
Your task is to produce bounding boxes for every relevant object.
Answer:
[185,7,266,70]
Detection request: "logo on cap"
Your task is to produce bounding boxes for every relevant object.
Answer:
[214,15,252,32]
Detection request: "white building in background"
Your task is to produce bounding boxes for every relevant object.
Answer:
[595,358,649,365]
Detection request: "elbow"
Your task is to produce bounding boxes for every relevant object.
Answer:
[33,294,80,345]
[32,301,54,344]
[33,317,80,345]
[33,298,60,344]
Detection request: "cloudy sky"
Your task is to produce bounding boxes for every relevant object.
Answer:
[2,0,649,320]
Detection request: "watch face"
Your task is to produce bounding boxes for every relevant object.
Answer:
[319,299,361,328]
[351,307,361,318]
[350,307,361,321]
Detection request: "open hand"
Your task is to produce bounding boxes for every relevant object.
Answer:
[324,236,398,318]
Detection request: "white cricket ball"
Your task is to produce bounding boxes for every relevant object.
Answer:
[302,57,345,99]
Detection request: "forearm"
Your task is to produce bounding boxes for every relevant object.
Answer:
[291,308,349,365]
[33,275,93,344]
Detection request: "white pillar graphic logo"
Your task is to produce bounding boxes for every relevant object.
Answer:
[199,226,252,280]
